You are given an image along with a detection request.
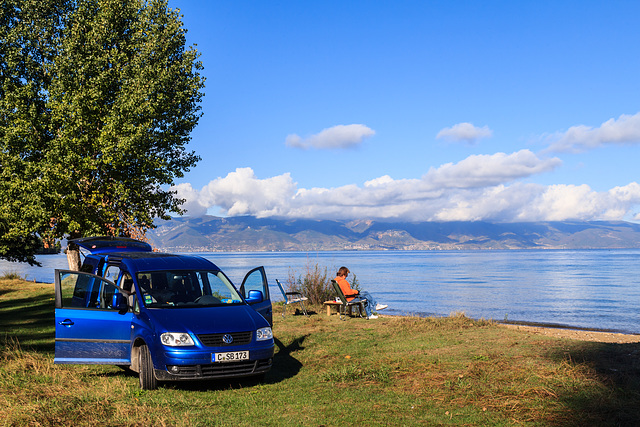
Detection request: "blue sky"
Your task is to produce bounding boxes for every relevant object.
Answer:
[168,0,640,223]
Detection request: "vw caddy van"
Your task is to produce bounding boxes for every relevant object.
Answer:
[54,237,274,389]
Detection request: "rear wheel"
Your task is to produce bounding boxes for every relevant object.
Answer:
[138,344,158,390]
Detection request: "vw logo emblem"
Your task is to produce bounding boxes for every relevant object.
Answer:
[222,334,234,344]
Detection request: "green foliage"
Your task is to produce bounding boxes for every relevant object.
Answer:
[287,262,333,304]
[0,0,65,264]
[0,0,204,261]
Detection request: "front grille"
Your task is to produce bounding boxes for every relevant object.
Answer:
[197,331,252,347]
[201,360,260,376]
[167,358,273,379]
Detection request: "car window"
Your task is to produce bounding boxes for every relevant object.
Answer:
[241,268,267,297]
[136,270,242,307]
[118,273,136,312]
[59,271,126,311]
[104,265,121,283]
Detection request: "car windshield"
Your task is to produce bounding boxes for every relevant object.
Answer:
[136,270,243,308]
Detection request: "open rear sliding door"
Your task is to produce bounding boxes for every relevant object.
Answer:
[54,270,133,365]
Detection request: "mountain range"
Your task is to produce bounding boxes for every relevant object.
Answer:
[146,216,640,252]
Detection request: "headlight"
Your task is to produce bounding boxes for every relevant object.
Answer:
[256,327,273,341]
[160,332,195,346]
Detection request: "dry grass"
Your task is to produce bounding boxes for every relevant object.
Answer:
[0,339,179,426]
[2,280,640,426]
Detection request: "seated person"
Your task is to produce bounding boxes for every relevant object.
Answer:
[335,266,387,319]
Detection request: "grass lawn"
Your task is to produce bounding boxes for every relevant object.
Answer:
[1,278,639,426]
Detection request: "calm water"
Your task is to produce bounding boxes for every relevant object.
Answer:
[3,250,640,333]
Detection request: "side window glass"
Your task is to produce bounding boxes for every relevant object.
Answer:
[66,273,99,308]
[120,273,136,313]
[58,271,124,311]
[241,267,268,299]
[101,282,118,309]
[104,265,121,283]
[121,273,134,292]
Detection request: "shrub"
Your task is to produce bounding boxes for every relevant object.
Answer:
[0,271,24,280]
[286,262,333,304]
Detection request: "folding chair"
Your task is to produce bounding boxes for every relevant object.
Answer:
[275,279,309,318]
[331,280,367,320]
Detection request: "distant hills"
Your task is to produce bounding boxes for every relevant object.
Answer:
[145,215,640,252]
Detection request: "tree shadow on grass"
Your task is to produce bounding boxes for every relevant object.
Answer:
[546,341,640,426]
[0,296,54,354]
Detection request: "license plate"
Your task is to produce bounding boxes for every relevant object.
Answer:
[212,351,249,362]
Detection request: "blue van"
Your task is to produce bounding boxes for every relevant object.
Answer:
[54,237,274,389]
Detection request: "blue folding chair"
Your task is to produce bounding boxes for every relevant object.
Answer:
[275,279,309,318]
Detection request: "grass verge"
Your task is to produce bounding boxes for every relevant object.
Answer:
[1,279,639,426]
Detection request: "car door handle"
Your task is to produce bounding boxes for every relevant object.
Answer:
[59,319,74,326]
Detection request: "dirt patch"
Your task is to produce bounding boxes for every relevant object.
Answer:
[501,324,640,343]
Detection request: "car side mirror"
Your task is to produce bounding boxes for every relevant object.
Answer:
[245,290,263,304]
[112,293,129,314]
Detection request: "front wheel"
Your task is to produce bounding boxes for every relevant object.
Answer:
[139,344,158,390]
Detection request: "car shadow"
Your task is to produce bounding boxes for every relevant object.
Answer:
[266,335,307,382]
[545,341,640,426]
[139,335,308,392]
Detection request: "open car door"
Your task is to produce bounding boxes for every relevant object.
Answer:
[240,266,273,326]
[54,270,133,365]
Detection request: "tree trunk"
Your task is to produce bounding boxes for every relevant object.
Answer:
[66,241,81,270]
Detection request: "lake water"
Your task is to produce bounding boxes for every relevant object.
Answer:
[3,249,640,334]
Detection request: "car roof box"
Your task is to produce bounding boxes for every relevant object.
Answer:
[70,236,153,254]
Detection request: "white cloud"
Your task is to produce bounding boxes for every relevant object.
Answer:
[436,122,493,144]
[168,150,640,223]
[521,183,640,221]
[286,124,375,149]
[172,183,208,217]
[423,150,561,189]
[174,168,297,217]
[547,111,640,153]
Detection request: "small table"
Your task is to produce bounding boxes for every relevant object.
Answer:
[323,300,343,316]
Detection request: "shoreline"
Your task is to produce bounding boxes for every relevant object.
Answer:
[382,312,640,342]
[380,313,640,343]
[499,323,640,343]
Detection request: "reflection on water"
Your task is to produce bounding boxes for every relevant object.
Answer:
[2,249,639,333]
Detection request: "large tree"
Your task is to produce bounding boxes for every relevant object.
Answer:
[0,0,204,266]
[0,0,66,264]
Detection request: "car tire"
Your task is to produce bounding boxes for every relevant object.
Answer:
[139,344,158,390]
